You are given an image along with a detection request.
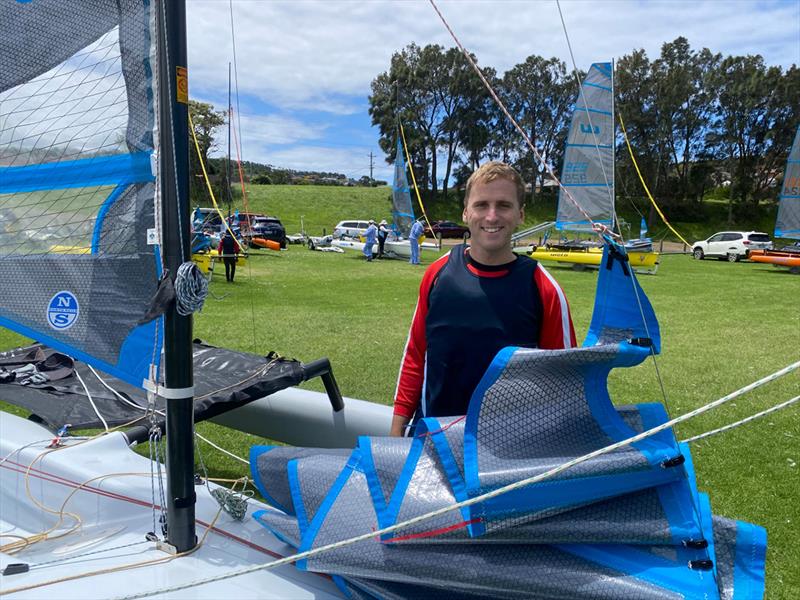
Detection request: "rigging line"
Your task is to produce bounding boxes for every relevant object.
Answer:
[618,111,692,246]
[554,0,617,234]
[74,368,110,433]
[427,0,618,241]
[110,359,800,600]
[399,121,435,235]
[682,395,800,444]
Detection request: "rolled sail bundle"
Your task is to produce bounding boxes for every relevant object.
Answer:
[250,247,766,599]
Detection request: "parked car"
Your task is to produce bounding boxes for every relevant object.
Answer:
[333,220,372,239]
[248,215,287,248]
[691,231,772,262]
[424,220,469,239]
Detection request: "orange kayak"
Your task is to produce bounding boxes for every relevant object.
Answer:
[749,250,800,272]
[250,237,281,251]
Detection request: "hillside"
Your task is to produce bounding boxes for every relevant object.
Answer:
[211,184,781,244]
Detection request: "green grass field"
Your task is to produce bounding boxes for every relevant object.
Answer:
[0,186,797,597]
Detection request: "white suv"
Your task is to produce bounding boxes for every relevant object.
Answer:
[333,220,372,239]
[692,231,773,262]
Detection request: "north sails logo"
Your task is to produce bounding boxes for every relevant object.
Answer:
[47,291,79,330]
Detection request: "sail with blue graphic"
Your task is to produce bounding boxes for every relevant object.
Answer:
[556,62,615,233]
[392,135,415,238]
[0,2,163,389]
[775,126,800,240]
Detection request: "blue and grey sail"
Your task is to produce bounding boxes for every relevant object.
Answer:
[775,126,800,240]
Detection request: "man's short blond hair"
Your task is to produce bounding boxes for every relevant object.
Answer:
[464,161,525,207]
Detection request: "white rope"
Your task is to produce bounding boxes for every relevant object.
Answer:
[74,369,110,433]
[682,395,800,444]
[111,360,799,600]
[175,261,208,316]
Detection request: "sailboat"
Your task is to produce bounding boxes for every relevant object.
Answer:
[0,2,775,598]
[520,63,660,274]
[749,125,800,273]
[331,136,439,259]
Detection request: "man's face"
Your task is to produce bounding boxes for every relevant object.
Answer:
[462,179,523,257]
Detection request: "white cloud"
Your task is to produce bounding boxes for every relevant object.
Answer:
[186,0,799,174]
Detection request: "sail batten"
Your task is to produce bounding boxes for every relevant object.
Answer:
[555,62,615,233]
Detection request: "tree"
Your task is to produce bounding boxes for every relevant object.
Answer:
[188,100,225,205]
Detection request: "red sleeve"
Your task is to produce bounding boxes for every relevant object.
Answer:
[534,264,577,349]
[217,240,223,253]
[392,253,450,418]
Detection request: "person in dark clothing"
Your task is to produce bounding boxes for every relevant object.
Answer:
[390,161,576,436]
[377,219,389,258]
[218,231,240,282]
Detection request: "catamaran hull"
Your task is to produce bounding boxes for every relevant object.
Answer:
[0,412,343,599]
[330,239,438,259]
[749,251,800,273]
[523,247,660,274]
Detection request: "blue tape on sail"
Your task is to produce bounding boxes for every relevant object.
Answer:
[571,106,612,117]
[0,313,160,389]
[381,434,425,531]
[297,448,363,571]
[251,509,299,548]
[732,521,767,599]
[91,184,128,254]
[583,244,661,352]
[249,446,293,515]
[287,458,311,537]
[592,62,613,77]
[556,542,718,598]
[358,436,391,521]
[565,143,613,149]
[0,152,154,193]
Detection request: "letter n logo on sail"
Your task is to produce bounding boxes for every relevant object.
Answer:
[47,291,80,330]
[580,123,600,135]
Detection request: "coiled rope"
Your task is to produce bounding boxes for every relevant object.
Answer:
[174,261,208,316]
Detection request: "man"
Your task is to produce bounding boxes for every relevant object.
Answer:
[408,218,425,265]
[218,231,240,283]
[390,161,576,436]
[363,220,378,261]
[377,219,389,259]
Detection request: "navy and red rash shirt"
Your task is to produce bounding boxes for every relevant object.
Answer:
[393,245,576,421]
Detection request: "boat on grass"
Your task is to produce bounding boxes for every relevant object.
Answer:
[749,126,800,274]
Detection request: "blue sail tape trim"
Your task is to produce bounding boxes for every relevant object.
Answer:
[297,448,362,571]
[358,436,391,521]
[565,143,613,149]
[556,542,718,597]
[698,493,717,583]
[732,521,767,600]
[0,313,158,390]
[572,106,612,116]
[0,152,154,194]
[251,509,299,549]
[331,576,353,599]
[424,418,478,535]
[248,446,293,515]
[582,81,612,92]
[91,184,128,254]
[463,346,515,494]
[381,433,426,533]
[472,467,681,524]
[592,63,613,77]
[561,183,613,187]
[288,459,311,538]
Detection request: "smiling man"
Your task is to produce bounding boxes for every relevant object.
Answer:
[390,161,576,436]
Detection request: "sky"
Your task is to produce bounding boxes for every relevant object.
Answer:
[186,0,800,182]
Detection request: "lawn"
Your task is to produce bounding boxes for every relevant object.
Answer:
[1,191,798,597]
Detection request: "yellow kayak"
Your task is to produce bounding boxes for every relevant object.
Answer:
[192,250,246,274]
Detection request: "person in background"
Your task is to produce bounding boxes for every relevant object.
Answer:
[390,161,576,436]
[218,230,240,282]
[363,219,378,262]
[408,218,425,265]
[377,219,390,259]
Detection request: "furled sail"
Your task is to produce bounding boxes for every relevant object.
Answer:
[556,62,615,233]
[251,247,767,599]
[775,126,800,240]
[391,135,415,238]
[0,1,162,389]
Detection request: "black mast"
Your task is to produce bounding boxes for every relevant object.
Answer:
[158,0,196,553]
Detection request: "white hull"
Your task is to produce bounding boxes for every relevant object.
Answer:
[331,238,438,259]
[0,412,342,599]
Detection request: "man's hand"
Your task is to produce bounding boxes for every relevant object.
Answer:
[389,414,411,437]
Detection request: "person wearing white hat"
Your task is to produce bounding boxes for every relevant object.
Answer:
[363,219,378,261]
[377,219,389,259]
